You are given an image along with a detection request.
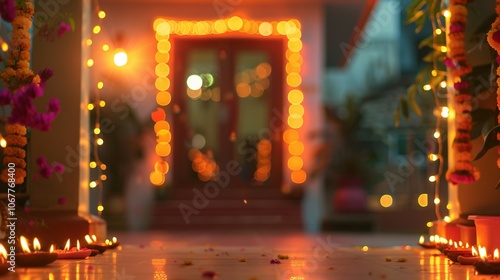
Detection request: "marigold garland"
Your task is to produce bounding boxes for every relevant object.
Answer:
[0,1,35,185]
[486,2,500,169]
[444,0,480,184]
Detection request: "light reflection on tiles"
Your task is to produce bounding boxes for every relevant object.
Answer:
[3,232,500,279]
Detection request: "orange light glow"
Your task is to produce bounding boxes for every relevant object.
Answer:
[291,170,306,184]
[472,246,478,256]
[33,238,41,251]
[154,17,304,186]
[20,236,31,253]
[64,239,70,251]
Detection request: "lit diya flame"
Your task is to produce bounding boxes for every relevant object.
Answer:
[0,244,7,260]
[33,238,41,252]
[479,246,488,260]
[85,235,93,244]
[494,249,499,260]
[430,236,435,243]
[419,236,424,244]
[49,245,54,253]
[20,236,31,253]
[64,239,71,251]
[77,240,80,251]
[472,246,478,257]
[92,235,97,242]
[466,243,470,248]
[112,237,117,244]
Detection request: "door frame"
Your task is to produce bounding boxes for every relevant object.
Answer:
[171,36,284,191]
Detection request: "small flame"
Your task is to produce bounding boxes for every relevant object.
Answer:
[429,236,435,242]
[472,246,478,257]
[419,236,424,244]
[64,239,70,251]
[454,242,458,248]
[105,239,111,246]
[448,239,453,246]
[33,238,41,251]
[20,236,31,253]
[494,249,499,260]
[0,244,7,259]
[91,235,97,242]
[440,237,447,244]
[458,241,463,247]
[77,240,80,251]
[112,237,117,243]
[465,243,470,248]
[85,235,93,244]
[49,244,54,253]
[479,246,487,260]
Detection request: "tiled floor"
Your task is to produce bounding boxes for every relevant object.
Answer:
[1,230,497,279]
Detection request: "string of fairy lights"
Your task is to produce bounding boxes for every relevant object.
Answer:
[86,1,108,216]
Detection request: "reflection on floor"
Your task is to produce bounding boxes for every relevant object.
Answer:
[1,230,493,279]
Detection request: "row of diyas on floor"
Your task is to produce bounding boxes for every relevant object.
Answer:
[0,234,119,272]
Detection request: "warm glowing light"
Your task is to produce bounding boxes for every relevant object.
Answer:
[440,107,449,118]
[186,74,203,90]
[33,238,41,251]
[87,103,94,110]
[362,246,369,252]
[94,128,101,135]
[426,221,433,227]
[0,244,6,259]
[428,175,437,182]
[290,170,306,184]
[434,197,440,204]
[0,138,6,148]
[258,22,273,36]
[440,46,447,53]
[150,171,165,186]
[98,10,106,19]
[89,181,97,188]
[64,239,70,251]
[85,235,93,244]
[417,193,428,207]
[428,154,438,161]
[430,236,435,242]
[102,44,109,51]
[435,29,442,35]
[1,42,8,52]
[423,84,431,91]
[433,131,440,138]
[114,51,128,66]
[446,203,452,210]
[379,194,393,208]
[93,25,101,34]
[431,70,437,76]
[86,39,93,46]
[89,161,97,168]
[443,10,451,18]
[97,205,104,212]
[20,236,31,253]
[444,216,451,223]
[87,59,94,67]
[97,81,104,89]
[227,16,243,31]
[112,237,117,243]
[97,138,104,145]
[472,246,478,256]
[440,81,447,88]
[419,236,424,244]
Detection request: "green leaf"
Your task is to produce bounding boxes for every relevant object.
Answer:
[69,17,75,31]
[407,85,422,117]
[406,10,425,24]
[414,15,426,33]
[400,97,410,120]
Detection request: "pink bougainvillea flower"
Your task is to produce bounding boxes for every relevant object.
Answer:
[39,164,53,179]
[493,30,500,44]
[0,89,11,105]
[0,0,15,22]
[36,156,47,166]
[58,197,66,205]
[53,162,65,174]
[47,98,61,114]
[38,68,54,87]
[57,22,71,37]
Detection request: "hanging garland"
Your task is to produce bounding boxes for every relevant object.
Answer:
[0,0,35,184]
[486,1,500,170]
[444,0,480,184]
